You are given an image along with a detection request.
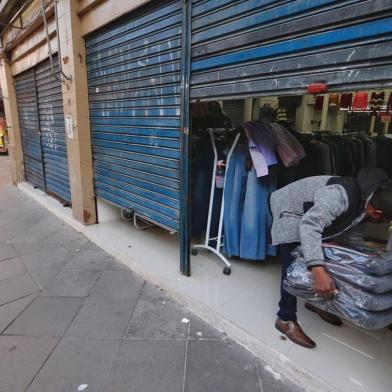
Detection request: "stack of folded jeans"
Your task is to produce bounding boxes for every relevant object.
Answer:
[283,244,392,329]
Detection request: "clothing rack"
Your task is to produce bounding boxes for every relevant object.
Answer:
[191,128,241,275]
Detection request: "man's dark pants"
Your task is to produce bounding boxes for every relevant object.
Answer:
[277,243,298,322]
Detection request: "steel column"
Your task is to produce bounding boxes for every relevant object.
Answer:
[179,0,192,276]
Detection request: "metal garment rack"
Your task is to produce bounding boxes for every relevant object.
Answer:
[191,129,241,275]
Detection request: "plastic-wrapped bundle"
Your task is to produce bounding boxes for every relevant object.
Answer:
[340,280,392,311]
[322,243,392,277]
[325,261,392,294]
[292,245,392,294]
[366,254,392,276]
[283,260,392,329]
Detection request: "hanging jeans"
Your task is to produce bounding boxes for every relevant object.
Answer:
[239,167,277,260]
[223,145,249,257]
[277,243,298,322]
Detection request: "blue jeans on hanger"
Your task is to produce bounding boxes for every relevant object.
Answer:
[223,145,249,257]
[278,243,298,322]
[240,167,277,260]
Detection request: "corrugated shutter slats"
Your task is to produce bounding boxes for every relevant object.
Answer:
[15,56,71,203]
[15,69,45,190]
[191,0,392,99]
[86,0,182,231]
[36,57,71,203]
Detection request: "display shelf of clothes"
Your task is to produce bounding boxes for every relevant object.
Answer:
[191,119,306,264]
[191,111,388,266]
[285,128,378,179]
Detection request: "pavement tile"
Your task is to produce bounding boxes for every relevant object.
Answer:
[64,249,112,271]
[0,335,58,392]
[0,244,17,262]
[185,340,260,392]
[0,228,19,244]
[42,270,103,297]
[107,260,132,271]
[42,229,89,249]
[127,284,189,339]
[60,238,90,251]
[0,273,39,306]
[0,257,26,281]
[28,263,63,289]
[256,360,305,392]
[4,296,84,337]
[66,298,137,339]
[90,270,144,300]
[82,241,104,251]
[20,245,76,271]
[190,315,225,341]
[8,220,63,244]
[11,243,57,257]
[0,293,38,333]
[104,340,185,392]
[1,218,37,232]
[27,337,121,392]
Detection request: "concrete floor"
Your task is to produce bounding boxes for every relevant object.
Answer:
[0,155,301,391]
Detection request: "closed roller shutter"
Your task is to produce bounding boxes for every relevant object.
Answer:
[86,0,182,231]
[191,0,392,99]
[15,69,45,190]
[36,57,71,203]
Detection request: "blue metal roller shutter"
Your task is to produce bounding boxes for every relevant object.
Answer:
[191,0,392,99]
[15,69,45,190]
[86,0,182,231]
[35,57,71,203]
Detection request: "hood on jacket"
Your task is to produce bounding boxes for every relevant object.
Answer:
[357,168,389,201]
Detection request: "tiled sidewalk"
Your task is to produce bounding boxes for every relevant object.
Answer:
[0,156,301,392]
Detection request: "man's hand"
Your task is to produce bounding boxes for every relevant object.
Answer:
[311,266,338,301]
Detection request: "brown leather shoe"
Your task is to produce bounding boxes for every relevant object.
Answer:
[275,318,316,349]
[305,302,342,326]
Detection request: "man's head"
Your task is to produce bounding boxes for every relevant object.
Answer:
[368,181,392,221]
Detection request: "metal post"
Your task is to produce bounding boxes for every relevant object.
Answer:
[32,67,47,192]
[179,0,192,276]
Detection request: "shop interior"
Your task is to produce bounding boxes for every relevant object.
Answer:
[187,88,392,391]
[23,89,392,391]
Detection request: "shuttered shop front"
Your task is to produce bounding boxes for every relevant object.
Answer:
[190,0,392,100]
[15,69,45,190]
[14,58,71,203]
[36,57,71,203]
[86,0,182,231]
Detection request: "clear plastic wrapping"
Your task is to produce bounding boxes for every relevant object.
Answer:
[284,260,392,329]
[325,260,392,294]
[292,245,392,294]
[322,242,392,277]
[366,254,392,276]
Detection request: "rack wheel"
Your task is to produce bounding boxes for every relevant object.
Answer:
[223,267,231,276]
[191,249,198,256]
